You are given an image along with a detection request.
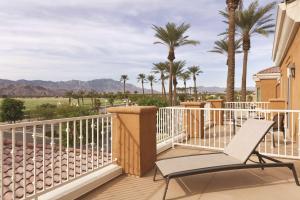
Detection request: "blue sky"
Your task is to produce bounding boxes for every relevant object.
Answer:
[0,0,281,90]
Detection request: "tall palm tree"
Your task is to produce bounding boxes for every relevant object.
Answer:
[137,73,146,95]
[170,61,186,104]
[235,1,275,101]
[147,75,156,95]
[188,66,203,101]
[120,75,129,94]
[179,71,191,100]
[152,62,168,97]
[153,22,200,105]
[225,0,241,102]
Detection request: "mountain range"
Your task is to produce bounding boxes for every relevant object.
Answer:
[0,79,255,97]
[0,79,149,97]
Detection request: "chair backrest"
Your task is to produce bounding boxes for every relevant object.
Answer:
[224,119,275,163]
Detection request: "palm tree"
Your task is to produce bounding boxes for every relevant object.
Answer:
[209,39,242,64]
[78,90,85,105]
[137,73,146,95]
[65,91,73,105]
[188,66,203,101]
[209,39,242,95]
[120,75,129,94]
[170,61,186,104]
[88,90,97,107]
[235,1,275,101]
[152,62,168,97]
[225,0,241,102]
[147,75,156,95]
[153,22,200,105]
[179,71,191,100]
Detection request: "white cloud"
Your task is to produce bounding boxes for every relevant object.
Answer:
[0,0,278,89]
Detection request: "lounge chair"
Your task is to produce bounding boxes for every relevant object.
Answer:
[153,119,299,200]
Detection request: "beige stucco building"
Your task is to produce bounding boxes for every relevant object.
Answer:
[272,0,300,110]
[253,66,280,102]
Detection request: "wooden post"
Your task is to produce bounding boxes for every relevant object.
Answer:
[207,99,224,125]
[180,102,205,138]
[108,106,157,177]
[269,98,286,110]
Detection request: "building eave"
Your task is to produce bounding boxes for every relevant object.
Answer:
[272,1,300,66]
[253,73,281,82]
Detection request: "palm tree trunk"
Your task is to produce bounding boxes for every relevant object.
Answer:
[162,80,166,98]
[123,80,126,94]
[241,49,248,102]
[193,76,197,101]
[168,61,173,105]
[173,77,177,105]
[142,81,144,95]
[161,74,166,98]
[226,0,238,102]
[151,82,153,95]
[184,81,187,101]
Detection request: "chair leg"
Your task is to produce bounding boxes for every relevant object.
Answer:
[162,177,170,200]
[153,165,158,181]
[290,164,300,186]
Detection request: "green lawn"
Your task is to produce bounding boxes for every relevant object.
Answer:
[0,97,124,111]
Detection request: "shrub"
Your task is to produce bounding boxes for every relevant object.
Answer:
[0,98,25,123]
[56,104,95,118]
[30,103,57,120]
[137,97,168,107]
[108,96,115,106]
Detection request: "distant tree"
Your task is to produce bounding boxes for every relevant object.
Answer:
[153,22,200,105]
[78,90,85,105]
[152,62,168,97]
[87,90,97,107]
[137,73,146,95]
[108,95,115,106]
[65,91,73,105]
[147,74,156,95]
[0,98,25,123]
[179,71,191,100]
[94,99,102,111]
[188,66,203,100]
[120,75,129,94]
[170,61,186,104]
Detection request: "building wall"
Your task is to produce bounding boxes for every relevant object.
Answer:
[255,79,278,102]
[279,27,300,110]
[277,27,300,139]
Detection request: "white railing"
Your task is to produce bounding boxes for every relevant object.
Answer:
[0,114,113,200]
[157,107,300,160]
[225,102,270,110]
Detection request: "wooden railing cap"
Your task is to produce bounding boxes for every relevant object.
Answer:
[107,106,158,114]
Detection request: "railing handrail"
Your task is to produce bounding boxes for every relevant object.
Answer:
[160,106,300,113]
[225,102,270,104]
[0,113,113,129]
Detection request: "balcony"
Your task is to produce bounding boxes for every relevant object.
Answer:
[81,147,300,200]
[1,102,300,200]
